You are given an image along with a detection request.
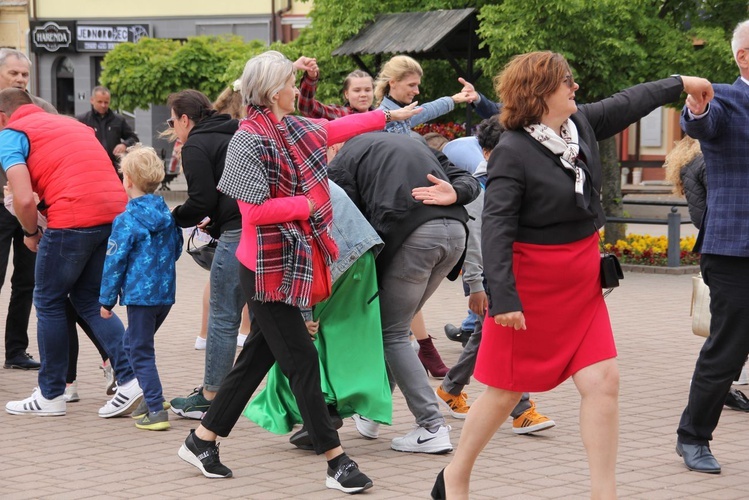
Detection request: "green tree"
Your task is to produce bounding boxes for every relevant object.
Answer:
[101,36,265,111]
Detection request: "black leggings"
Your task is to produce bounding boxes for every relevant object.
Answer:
[201,266,340,455]
[66,299,109,383]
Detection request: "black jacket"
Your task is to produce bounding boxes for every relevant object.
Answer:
[171,114,240,239]
[327,132,480,278]
[482,77,685,315]
[76,107,139,167]
[679,154,707,229]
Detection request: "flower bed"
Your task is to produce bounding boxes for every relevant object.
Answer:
[413,122,466,140]
[601,233,700,267]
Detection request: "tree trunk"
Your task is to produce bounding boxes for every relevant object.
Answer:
[599,136,625,245]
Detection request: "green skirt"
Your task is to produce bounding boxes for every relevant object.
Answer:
[243,250,392,434]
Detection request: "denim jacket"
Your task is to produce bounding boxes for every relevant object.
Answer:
[378,95,454,134]
[328,180,383,282]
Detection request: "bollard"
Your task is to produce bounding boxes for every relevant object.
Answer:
[667,208,681,267]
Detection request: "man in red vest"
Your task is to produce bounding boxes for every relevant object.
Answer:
[0,88,142,417]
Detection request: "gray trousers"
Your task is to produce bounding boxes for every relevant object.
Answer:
[378,219,466,429]
[442,308,531,419]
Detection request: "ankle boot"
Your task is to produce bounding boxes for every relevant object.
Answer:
[418,335,450,379]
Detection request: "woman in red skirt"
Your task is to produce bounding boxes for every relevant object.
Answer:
[431,51,713,499]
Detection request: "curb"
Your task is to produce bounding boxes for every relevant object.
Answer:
[621,264,700,275]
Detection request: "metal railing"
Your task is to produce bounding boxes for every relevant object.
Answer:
[605,199,690,268]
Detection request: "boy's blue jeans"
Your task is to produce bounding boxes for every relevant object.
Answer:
[34,225,135,399]
[125,305,171,413]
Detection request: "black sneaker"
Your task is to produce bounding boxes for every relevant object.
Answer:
[4,352,41,370]
[178,429,233,478]
[289,408,344,450]
[725,388,749,412]
[326,459,373,494]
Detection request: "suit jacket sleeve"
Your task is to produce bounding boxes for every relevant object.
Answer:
[482,144,525,316]
[578,77,684,141]
[473,92,500,120]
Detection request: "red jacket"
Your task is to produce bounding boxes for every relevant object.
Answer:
[8,104,127,228]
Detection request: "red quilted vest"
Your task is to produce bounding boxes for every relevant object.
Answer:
[8,104,127,228]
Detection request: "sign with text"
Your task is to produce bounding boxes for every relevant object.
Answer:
[30,21,75,53]
[76,24,150,52]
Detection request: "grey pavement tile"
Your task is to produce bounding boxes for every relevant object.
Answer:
[3,253,749,498]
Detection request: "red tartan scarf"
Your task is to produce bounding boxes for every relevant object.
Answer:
[238,105,338,307]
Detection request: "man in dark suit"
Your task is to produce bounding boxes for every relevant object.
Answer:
[676,19,749,474]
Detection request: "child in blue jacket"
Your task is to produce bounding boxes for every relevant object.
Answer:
[100,145,183,430]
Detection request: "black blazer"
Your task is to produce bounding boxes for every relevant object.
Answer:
[482,77,684,315]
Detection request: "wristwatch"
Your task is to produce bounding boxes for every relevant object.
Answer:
[22,226,40,237]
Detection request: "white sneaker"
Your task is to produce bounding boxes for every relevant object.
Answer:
[237,333,248,348]
[735,365,749,385]
[6,387,66,416]
[390,424,453,454]
[98,379,143,418]
[63,381,80,403]
[352,414,380,439]
[194,336,207,350]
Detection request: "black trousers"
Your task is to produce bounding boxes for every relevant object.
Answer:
[0,206,35,360]
[66,299,110,383]
[201,266,341,455]
[678,253,749,445]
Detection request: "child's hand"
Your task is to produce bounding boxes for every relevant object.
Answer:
[305,320,319,339]
[100,307,113,319]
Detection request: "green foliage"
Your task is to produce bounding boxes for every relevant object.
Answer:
[101,36,265,111]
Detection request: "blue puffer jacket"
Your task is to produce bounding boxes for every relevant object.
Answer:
[100,194,183,307]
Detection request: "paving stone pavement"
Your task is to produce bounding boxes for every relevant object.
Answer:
[2,231,749,498]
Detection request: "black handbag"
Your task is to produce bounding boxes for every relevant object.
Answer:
[597,227,623,294]
[186,227,217,271]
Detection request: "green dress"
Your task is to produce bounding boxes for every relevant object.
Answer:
[243,251,392,434]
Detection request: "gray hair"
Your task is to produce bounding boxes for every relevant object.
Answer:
[0,48,31,68]
[240,50,294,108]
[731,20,749,61]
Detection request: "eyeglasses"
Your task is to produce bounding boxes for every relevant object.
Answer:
[166,118,175,128]
[563,75,576,88]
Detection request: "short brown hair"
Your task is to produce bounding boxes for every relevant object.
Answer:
[120,144,165,193]
[495,51,571,130]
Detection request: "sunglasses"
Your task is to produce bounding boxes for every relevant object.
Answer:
[166,118,175,128]
[563,75,576,88]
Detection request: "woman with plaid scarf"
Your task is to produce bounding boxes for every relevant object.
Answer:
[177,50,420,494]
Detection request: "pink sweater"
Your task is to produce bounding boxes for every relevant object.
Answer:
[235,110,385,271]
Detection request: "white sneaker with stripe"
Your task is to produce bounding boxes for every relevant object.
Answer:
[6,387,66,416]
[98,379,143,418]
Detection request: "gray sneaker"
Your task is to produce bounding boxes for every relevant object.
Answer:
[131,399,171,419]
[135,409,170,431]
[170,387,211,420]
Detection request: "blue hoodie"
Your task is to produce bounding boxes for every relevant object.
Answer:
[100,194,183,308]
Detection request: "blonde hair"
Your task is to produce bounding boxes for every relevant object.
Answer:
[663,136,702,195]
[120,144,165,194]
[374,55,423,105]
[240,50,294,108]
[214,84,245,119]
